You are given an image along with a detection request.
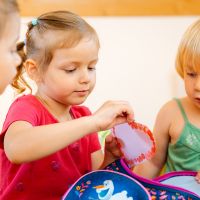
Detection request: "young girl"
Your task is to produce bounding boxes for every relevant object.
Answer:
[0,0,21,94]
[134,19,200,183]
[0,11,134,199]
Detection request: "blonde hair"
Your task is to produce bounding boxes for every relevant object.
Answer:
[176,19,200,78]
[0,0,19,37]
[12,10,99,94]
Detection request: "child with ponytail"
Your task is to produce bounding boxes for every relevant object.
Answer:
[0,10,134,199]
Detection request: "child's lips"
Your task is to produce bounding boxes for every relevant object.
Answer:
[75,89,89,92]
[74,90,89,96]
[195,97,200,103]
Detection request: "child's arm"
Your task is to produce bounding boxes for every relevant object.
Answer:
[195,170,200,183]
[4,100,134,164]
[134,102,172,179]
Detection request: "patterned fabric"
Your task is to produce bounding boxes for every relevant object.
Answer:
[62,170,151,200]
[105,159,200,200]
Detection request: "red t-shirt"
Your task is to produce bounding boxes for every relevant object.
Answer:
[0,95,101,200]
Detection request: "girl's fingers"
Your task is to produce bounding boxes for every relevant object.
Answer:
[105,134,113,143]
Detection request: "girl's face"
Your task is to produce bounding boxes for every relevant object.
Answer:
[184,66,200,108]
[0,13,21,94]
[37,37,99,106]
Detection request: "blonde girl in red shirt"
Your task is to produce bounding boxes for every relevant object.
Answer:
[0,10,134,199]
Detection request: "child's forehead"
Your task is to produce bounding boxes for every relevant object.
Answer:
[51,39,99,63]
[183,48,200,72]
[40,29,98,51]
[0,13,20,42]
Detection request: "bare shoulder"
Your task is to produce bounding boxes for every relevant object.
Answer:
[153,98,183,135]
[154,98,185,140]
[156,99,178,121]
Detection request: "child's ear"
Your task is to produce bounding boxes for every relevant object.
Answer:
[25,59,41,82]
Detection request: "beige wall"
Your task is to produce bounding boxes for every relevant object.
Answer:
[0,16,199,130]
[17,0,200,16]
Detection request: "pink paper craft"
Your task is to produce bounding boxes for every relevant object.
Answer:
[112,122,156,168]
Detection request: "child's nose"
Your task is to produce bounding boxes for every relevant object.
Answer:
[79,69,90,83]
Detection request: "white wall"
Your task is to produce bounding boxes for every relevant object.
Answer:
[0,16,199,130]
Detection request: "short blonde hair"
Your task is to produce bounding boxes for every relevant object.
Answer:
[176,19,200,78]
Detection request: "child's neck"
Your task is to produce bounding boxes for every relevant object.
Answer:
[183,97,200,126]
[35,93,72,122]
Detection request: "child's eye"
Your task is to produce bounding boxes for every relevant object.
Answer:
[88,66,96,71]
[187,72,197,77]
[63,66,76,73]
[64,69,75,73]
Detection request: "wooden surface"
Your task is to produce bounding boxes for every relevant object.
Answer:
[17,0,200,16]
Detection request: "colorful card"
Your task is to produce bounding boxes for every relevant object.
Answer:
[112,122,156,168]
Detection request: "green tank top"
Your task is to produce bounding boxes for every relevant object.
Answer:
[165,98,200,172]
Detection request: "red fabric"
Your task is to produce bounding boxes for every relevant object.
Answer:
[0,95,101,200]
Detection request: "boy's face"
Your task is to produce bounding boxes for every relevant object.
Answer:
[184,66,200,108]
[0,13,21,94]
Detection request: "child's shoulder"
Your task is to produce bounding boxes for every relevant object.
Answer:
[154,99,183,132]
[11,94,41,108]
[13,94,36,102]
[157,98,181,118]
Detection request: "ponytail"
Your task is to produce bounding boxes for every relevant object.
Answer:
[11,41,32,94]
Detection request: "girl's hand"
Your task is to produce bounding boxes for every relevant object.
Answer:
[93,100,134,131]
[195,170,200,183]
[105,134,122,157]
[100,134,122,168]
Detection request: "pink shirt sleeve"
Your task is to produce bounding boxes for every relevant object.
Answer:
[0,97,39,148]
